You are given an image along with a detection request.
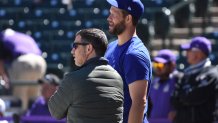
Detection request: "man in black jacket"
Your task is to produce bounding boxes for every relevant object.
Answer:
[171,36,218,123]
[48,28,124,123]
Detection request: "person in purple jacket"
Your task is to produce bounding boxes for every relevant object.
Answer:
[149,49,179,121]
[0,28,47,110]
[26,73,60,116]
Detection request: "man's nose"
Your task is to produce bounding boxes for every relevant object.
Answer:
[71,48,75,55]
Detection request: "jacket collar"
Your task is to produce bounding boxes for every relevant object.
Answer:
[80,57,108,68]
[184,58,211,75]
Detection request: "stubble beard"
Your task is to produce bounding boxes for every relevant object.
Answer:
[109,19,126,35]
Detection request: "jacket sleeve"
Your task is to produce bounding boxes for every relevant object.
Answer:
[48,74,73,119]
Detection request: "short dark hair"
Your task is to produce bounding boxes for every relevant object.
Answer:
[121,9,139,26]
[76,28,108,56]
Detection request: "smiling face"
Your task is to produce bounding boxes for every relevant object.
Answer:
[107,6,127,35]
[71,35,89,67]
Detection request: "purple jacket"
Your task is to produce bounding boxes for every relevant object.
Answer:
[150,77,176,118]
[26,96,51,116]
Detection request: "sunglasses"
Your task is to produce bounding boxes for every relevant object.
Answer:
[153,62,165,70]
[71,42,89,49]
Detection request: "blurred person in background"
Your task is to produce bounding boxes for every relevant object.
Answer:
[26,73,60,116]
[215,65,218,123]
[171,36,218,123]
[0,28,47,110]
[48,28,124,123]
[149,49,180,121]
[0,98,8,123]
[104,0,152,123]
[0,98,6,117]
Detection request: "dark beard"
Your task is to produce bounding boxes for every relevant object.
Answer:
[109,19,126,35]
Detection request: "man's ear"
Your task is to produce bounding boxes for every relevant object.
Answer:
[126,14,132,24]
[86,44,93,54]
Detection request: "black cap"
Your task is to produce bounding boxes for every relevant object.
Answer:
[38,74,60,86]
